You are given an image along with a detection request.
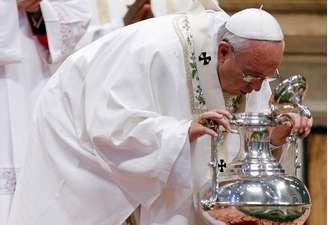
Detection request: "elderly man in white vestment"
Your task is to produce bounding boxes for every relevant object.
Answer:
[0,0,90,225]
[8,1,313,225]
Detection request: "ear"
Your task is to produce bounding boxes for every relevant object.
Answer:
[217,41,233,64]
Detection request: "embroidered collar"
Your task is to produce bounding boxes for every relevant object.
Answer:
[223,91,242,113]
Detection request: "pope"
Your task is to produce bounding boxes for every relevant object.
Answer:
[8,2,312,225]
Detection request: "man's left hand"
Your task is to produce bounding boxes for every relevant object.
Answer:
[270,113,313,146]
[17,0,41,13]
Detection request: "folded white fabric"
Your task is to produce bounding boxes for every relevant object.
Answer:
[151,0,193,17]
[0,0,22,65]
[150,0,220,17]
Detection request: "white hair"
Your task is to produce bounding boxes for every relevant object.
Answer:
[221,30,251,55]
[220,29,285,55]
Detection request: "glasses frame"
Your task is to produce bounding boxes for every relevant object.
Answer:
[242,68,280,83]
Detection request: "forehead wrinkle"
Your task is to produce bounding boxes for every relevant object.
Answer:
[243,41,282,73]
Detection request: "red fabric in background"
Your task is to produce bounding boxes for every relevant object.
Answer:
[35,34,49,49]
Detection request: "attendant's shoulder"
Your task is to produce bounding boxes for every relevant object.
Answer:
[133,16,182,49]
[67,16,183,70]
[206,9,230,24]
[122,16,183,60]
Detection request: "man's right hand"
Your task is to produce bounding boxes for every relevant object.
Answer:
[189,110,232,143]
[123,0,153,26]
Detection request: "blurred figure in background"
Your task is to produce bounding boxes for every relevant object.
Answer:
[76,0,196,48]
[76,0,153,48]
[0,0,90,224]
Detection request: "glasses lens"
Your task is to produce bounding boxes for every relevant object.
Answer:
[242,74,263,82]
[243,68,280,82]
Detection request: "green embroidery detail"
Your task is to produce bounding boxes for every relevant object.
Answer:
[225,95,242,113]
[179,16,207,111]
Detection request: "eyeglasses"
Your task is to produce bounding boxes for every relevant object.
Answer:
[224,40,281,83]
[242,68,280,83]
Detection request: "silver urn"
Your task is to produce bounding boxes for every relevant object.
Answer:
[198,75,312,225]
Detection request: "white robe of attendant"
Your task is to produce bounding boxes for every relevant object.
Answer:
[76,0,197,49]
[76,0,132,49]
[0,1,90,225]
[9,10,271,225]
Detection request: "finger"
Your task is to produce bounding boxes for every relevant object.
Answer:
[200,126,218,137]
[307,117,313,128]
[214,117,231,131]
[291,114,301,132]
[200,112,232,131]
[303,118,313,137]
[298,128,311,139]
[213,109,233,119]
[200,111,224,121]
[296,117,304,133]
[300,116,308,133]
[298,117,312,137]
[301,116,313,133]
[189,123,217,142]
[196,112,221,126]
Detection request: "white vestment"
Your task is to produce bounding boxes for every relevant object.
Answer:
[9,9,271,225]
[0,1,90,225]
[0,0,21,64]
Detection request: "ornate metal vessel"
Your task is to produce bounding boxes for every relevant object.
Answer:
[269,75,311,118]
[198,75,312,225]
